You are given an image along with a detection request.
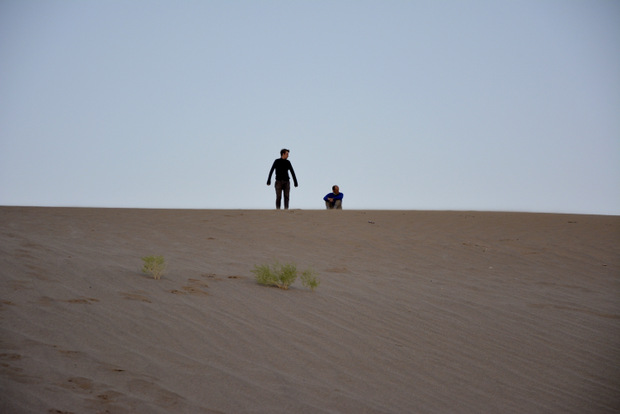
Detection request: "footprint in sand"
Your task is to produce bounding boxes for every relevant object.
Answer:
[0,358,37,387]
[168,275,244,295]
[170,278,209,295]
[64,376,94,392]
[92,390,123,403]
[63,298,99,304]
[55,347,81,357]
[0,353,22,361]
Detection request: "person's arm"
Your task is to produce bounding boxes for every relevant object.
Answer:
[323,193,332,201]
[289,161,298,187]
[267,160,276,185]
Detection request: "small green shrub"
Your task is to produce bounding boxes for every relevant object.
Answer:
[300,269,320,291]
[252,261,296,289]
[252,260,320,291]
[141,255,166,280]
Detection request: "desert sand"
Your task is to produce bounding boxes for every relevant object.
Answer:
[0,207,618,413]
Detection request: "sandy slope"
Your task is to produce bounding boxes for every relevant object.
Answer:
[1,207,618,413]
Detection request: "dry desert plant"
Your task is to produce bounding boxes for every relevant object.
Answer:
[299,268,320,291]
[141,255,166,280]
[252,260,320,291]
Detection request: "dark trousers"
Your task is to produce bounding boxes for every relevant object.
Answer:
[274,180,290,209]
[325,199,342,209]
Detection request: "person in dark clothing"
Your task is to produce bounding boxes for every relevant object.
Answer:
[323,185,343,209]
[266,148,298,209]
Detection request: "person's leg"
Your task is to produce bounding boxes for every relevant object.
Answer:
[334,199,342,209]
[274,181,283,209]
[283,181,291,209]
[325,201,332,209]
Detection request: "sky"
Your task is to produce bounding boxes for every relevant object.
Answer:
[1,0,619,214]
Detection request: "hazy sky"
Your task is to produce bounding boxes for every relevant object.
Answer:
[1,0,619,214]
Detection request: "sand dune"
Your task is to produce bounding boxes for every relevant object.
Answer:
[1,207,618,413]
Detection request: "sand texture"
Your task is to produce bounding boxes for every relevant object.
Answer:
[1,207,619,413]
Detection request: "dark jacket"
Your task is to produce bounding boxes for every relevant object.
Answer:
[267,158,298,186]
[323,192,344,201]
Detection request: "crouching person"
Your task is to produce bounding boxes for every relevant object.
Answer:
[324,185,343,209]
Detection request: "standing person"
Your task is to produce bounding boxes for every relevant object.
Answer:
[266,148,298,209]
[324,185,343,209]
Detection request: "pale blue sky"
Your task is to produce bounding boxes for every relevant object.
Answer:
[1,0,619,214]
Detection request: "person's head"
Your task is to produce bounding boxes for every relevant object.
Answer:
[280,148,289,159]
[332,185,340,194]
